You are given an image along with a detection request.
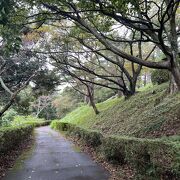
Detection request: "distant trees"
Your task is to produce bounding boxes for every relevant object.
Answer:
[31,95,57,120]
[52,93,79,118]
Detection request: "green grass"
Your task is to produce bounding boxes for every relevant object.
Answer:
[60,98,121,127]
[58,83,180,138]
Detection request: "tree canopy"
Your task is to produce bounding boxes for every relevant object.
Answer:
[0,0,179,116]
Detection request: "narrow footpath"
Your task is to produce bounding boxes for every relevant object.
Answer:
[3,126,109,180]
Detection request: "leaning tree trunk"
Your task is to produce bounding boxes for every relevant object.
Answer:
[0,98,15,117]
[168,4,180,94]
[86,85,99,115]
[0,74,35,118]
[89,96,99,115]
[169,63,180,94]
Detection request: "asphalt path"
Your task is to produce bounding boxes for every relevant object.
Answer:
[3,126,109,180]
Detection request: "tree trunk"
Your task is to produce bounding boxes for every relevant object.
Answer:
[169,65,180,93]
[87,85,99,115]
[144,72,147,86]
[90,98,99,115]
[117,90,123,97]
[84,95,89,104]
[0,75,34,118]
[0,98,15,117]
[168,2,180,93]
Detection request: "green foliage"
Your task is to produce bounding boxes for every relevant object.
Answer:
[61,86,84,103]
[1,109,17,127]
[70,127,102,147]
[0,125,33,153]
[101,136,126,165]
[101,136,180,179]
[137,83,153,92]
[52,86,85,119]
[38,104,57,120]
[0,0,11,25]
[77,0,139,15]
[15,87,35,115]
[151,69,169,85]
[0,0,24,54]
[51,121,102,147]
[0,54,40,109]
[1,25,22,54]
[50,120,69,131]
[23,120,51,127]
[11,115,51,127]
[32,69,60,97]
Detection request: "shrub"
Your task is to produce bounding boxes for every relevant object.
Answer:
[151,69,169,85]
[24,120,51,127]
[0,125,33,153]
[50,121,102,147]
[1,109,17,127]
[101,136,180,179]
[50,120,69,131]
[11,115,51,127]
[74,128,102,147]
[101,136,127,164]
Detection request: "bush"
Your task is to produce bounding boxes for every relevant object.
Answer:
[1,109,17,127]
[70,127,102,147]
[50,120,69,131]
[101,136,180,179]
[51,121,102,147]
[101,136,127,164]
[11,115,51,127]
[24,120,51,127]
[0,125,33,153]
[151,69,169,85]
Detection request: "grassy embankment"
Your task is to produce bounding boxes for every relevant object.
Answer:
[58,83,180,138]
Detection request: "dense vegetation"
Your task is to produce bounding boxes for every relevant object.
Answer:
[0,116,51,153]
[0,125,33,153]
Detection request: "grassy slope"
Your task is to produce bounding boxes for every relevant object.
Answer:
[60,83,180,138]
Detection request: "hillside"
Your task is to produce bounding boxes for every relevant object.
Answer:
[60,83,180,138]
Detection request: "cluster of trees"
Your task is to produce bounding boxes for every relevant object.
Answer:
[0,0,179,118]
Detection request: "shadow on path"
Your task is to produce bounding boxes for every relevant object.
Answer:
[3,126,109,180]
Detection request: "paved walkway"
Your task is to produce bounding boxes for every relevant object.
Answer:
[3,126,109,180]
